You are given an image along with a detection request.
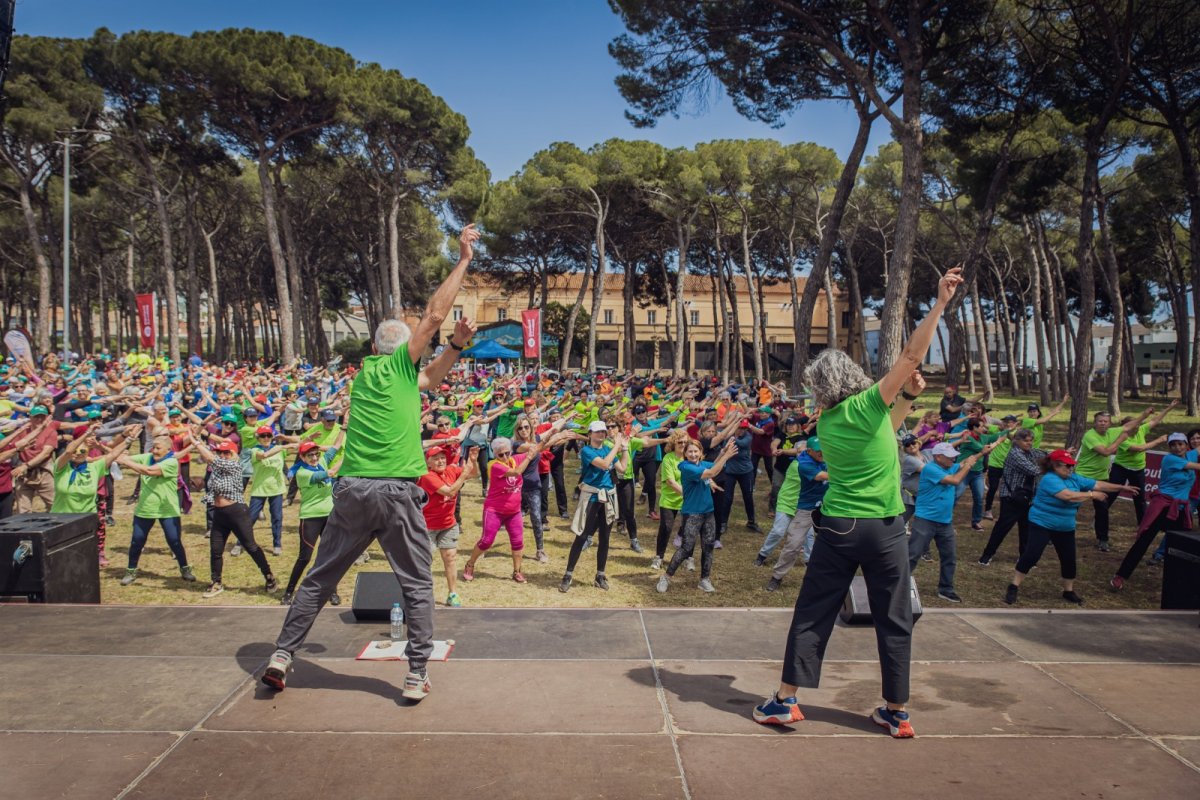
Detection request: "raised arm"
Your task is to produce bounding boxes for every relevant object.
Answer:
[890,371,925,433]
[878,267,964,406]
[700,438,739,481]
[420,316,478,391]
[409,225,480,365]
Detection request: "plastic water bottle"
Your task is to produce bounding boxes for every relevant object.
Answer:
[390,602,405,641]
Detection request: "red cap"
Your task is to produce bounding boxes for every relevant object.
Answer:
[298,441,320,455]
[255,426,274,436]
[425,445,447,459]
[254,394,267,403]
[212,440,237,453]
[739,420,751,428]
[1047,449,1077,466]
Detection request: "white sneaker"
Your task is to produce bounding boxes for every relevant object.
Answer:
[698,578,716,593]
[685,557,695,572]
[230,543,243,557]
[402,670,431,701]
[656,574,669,593]
[650,556,663,570]
[262,649,292,691]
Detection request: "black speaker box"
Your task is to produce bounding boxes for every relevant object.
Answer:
[351,571,404,621]
[0,513,100,603]
[839,574,923,626]
[1161,530,1200,610]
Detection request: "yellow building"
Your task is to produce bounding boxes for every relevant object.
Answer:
[441,272,850,373]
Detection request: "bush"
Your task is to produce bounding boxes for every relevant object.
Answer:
[332,337,371,364]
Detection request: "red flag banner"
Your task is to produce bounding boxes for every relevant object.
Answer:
[136,292,156,350]
[521,309,541,360]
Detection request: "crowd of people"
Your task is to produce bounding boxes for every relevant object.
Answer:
[0,229,1187,734]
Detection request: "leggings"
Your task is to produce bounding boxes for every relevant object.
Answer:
[1016,522,1077,579]
[616,477,639,540]
[521,487,544,550]
[285,515,328,594]
[666,511,716,579]
[1104,464,1147,524]
[656,507,681,558]
[716,470,756,532]
[538,475,550,523]
[984,465,1004,512]
[980,496,1031,563]
[566,501,612,574]
[751,453,774,483]
[129,515,188,570]
[1115,494,1190,581]
[210,503,272,584]
[634,457,659,509]
[549,459,568,515]
[96,495,108,555]
[1092,496,1111,543]
[478,506,524,552]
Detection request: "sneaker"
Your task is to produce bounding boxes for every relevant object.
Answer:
[630,538,644,554]
[119,568,138,586]
[977,557,992,567]
[401,670,431,701]
[871,706,915,738]
[698,578,716,593]
[512,571,527,584]
[354,552,371,565]
[203,583,225,599]
[98,553,110,568]
[1148,555,1164,568]
[447,592,462,608]
[594,572,609,591]
[747,521,762,533]
[685,557,695,572]
[1004,584,1019,605]
[937,589,962,603]
[983,511,995,521]
[558,572,573,593]
[329,593,341,606]
[280,591,293,606]
[540,517,549,526]
[180,565,197,582]
[752,693,804,725]
[921,552,933,563]
[754,554,767,567]
[265,574,279,593]
[535,549,549,563]
[672,535,682,548]
[273,546,282,557]
[713,540,723,550]
[650,556,663,570]
[262,649,292,691]
[766,577,782,592]
[1109,575,1125,591]
[648,511,660,521]
[971,523,985,532]
[656,574,670,593]
[1096,540,1111,552]
[559,512,570,520]
[230,543,243,557]
[1062,590,1084,605]
[105,515,116,526]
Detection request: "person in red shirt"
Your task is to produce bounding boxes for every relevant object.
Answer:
[417,445,478,608]
[15,406,59,513]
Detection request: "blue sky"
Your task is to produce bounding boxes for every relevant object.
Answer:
[18,0,891,181]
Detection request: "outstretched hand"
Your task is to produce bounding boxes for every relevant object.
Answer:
[904,370,926,398]
[452,317,477,348]
[459,224,481,262]
[937,266,965,306]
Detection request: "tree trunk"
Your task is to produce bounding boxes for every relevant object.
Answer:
[255,155,295,364]
[202,225,223,361]
[970,276,994,401]
[586,198,608,371]
[959,303,976,395]
[18,179,53,353]
[561,244,593,371]
[823,267,838,352]
[944,313,965,387]
[1095,185,1124,416]
[1066,143,1104,449]
[673,220,690,376]
[274,168,304,361]
[388,192,404,315]
[739,216,764,381]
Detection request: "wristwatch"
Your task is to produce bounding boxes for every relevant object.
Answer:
[447,340,466,352]
[900,389,920,401]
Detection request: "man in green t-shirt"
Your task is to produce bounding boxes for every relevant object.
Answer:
[248,427,288,554]
[954,420,1003,530]
[1076,411,1141,551]
[115,435,195,585]
[1104,403,1170,526]
[265,224,481,704]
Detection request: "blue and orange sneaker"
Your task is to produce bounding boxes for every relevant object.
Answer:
[871,706,915,738]
[752,693,804,725]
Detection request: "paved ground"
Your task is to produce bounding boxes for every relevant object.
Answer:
[1,604,1198,799]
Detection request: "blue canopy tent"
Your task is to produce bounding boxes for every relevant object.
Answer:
[461,339,521,360]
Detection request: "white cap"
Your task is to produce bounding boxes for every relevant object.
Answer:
[931,442,960,459]
[588,420,607,433]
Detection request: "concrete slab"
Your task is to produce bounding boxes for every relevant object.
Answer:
[1043,663,1200,736]
[640,609,1015,662]
[678,736,1200,799]
[956,612,1200,663]
[429,608,650,659]
[652,660,1126,736]
[1161,738,1200,770]
[0,732,177,800]
[0,655,254,731]
[126,732,686,799]
[206,659,665,734]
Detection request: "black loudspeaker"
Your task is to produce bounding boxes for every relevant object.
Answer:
[0,513,100,603]
[351,571,404,621]
[839,574,923,626]
[1161,530,1200,610]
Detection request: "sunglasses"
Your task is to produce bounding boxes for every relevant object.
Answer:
[257,434,272,439]
[438,423,450,427]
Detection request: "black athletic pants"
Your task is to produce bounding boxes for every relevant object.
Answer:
[566,502,612,575]
[210,503,272,585]
[984,465,1004,512]
[285,515,328,595]
[1104,464,1147,524]
[716,470,756,534]
[980,496,1031,563]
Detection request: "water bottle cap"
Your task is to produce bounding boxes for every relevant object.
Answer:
[392,602,400,607]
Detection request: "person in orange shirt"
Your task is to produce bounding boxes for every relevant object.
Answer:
[758,380,774,408]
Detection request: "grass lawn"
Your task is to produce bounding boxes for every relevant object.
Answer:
[80,379,1194,610]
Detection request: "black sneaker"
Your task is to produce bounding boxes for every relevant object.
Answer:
[766,577,782,592]
[1004,584,1019,605]
[1148,555,1164,568]
[265,574,279,593]
[558,572,573,593]
[718,524,727,535]
[1062,591,1084,605]
[754,554,767,567]
[1096,540,1111,552]
[747,521,762,533]
[280,591,293,606]
[977,557,992,566]
[330,593,341,606]
[594,573,609,591]
[937,590,962,603]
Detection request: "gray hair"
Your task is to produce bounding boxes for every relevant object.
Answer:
[491,436,513,456]
[1013,427,1034,441]
[374,319,412,355]
[803,349,873,409]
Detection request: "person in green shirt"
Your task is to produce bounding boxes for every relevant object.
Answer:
[52,423,137,566]
[1077,410,1146,551]
[653,430,689,569]
[983,416,1020,519]
[281,433,345,606]
[115,434,196,586]
[1020,397,1069,449]
[248,427,289,555]
[753,265,965,739]
[955,419,1004,530]
[1104,402,1173,526]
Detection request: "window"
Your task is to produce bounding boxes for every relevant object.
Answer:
[497,308,507,321]
[603,309,613,325]
[689,310,699,326]
[647,310,657,325]
[452,306,463,321]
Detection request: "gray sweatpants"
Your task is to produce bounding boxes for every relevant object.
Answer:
[772,507,817,581]
[274,477,434,671]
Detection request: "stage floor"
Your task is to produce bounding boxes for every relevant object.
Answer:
[2,605,1199,799]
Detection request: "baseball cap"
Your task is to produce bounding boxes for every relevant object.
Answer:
[29,405,48,416]
[588,420,607,433]
[1002,414,1018,422]
[321,409,337,421]
[424,445,447,459]
[931,442,959,459]
[739,419,751,428]
[298,441,320,455]
[807,435,822,451]
[86,409,102,420]
[1168,432,1188,444]
[758,405,773,413]
[243,406,259,416]
[307,396,320,405]
[901,434,919,447]
[1027,403,1041,411]
[168,408,181,416]
[1047,449,1077,466]
[254,394,267,403]
[212,440,237,453]
[255,426,274,436]
[220,413,238,423]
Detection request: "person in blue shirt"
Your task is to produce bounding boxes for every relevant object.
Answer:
[1111,432,1200,590]
[657,437,738,594]
[908,442,984,603]
[559,420,629,593]
[765,437,829,592]
[715,418,759,537]
[1005,449,1132,606]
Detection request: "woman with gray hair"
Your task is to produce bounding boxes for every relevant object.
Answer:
[978,428,1044,566]
[753,267,964,739]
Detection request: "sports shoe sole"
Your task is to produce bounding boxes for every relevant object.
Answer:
[262,668,287,691]
[752,703,804,725]
[871,709,915,738]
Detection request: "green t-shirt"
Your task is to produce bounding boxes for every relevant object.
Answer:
[132,453,180,519]
[622,437,644,480]
[340,343,426,478]
[658,451,683,510]
[574,401,599,428]
[958,431,1000,473]
[296,448,338,519]
[1020,417,1045,448]
[238,423,259,476]
[249,446,286,497]
[990,431,1014,468]
[51,459,108,514]
[301,422,343,469]
[496,408,520,439]
[1113,423,1150,471]
[818,385,903,518]
[1077,428,1121,480]
[775,459,802,516]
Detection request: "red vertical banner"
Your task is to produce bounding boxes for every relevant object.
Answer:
[136,292,156,350]
[521,309,541,360]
